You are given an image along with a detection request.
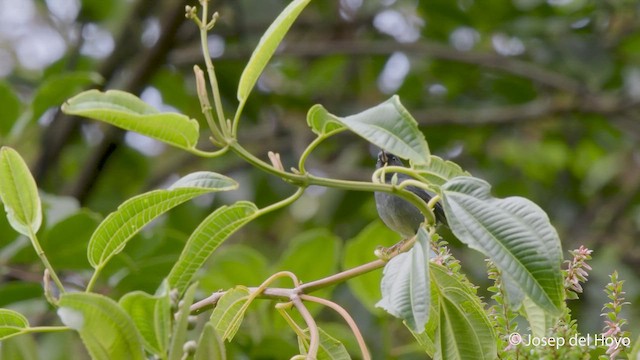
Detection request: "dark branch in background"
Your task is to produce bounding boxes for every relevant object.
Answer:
[415,93,640,125]
[65,0,192,202]
[171,39,585,93]
[34,0,156,183]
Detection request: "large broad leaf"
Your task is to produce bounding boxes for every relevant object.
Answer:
[58,293,145,360]
[88,171,237,270]
[342,221,397,312]
[194,323,226,360]
[415,156,470,187]
[322,96,430,165]
[32,72,103,123]
[237,0,312,103]
[119,290,170,356]
[0,147,42,236]
[61,90,200,151]
[297,327,351,360]
[376,227,431,332]
[521,297,554,339]
[430,264,496,360]
[209,286,251,342]
[441,176,564,315]
[167,201,258,294]
[0,309,29,340]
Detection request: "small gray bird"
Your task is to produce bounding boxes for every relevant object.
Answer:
[374,151,447,237]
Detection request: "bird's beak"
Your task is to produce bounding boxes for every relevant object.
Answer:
[378,151,388,165]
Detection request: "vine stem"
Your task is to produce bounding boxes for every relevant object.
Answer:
[28,229,65,297]
[190,257,389,313]
[297,128,345,173]
[198,1,229,138]
[302,294,371,360]
[2,326,70,342]
[292,296,319,359]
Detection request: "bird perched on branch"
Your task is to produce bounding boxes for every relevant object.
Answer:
[374,151,447,238]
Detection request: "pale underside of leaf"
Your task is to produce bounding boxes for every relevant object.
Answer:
[442,176,563,314]
[376,227,430,332]
[58,293,145,360]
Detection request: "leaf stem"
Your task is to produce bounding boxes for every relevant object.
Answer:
[188,146,229,158]
[227,140,435,224]
[199,2,230,139]
[85,267,101,293]
[28,229,65,297]
[297,128,345,173]
[292,295,319,359]
[1,326,70,341]
[254,187,305,217]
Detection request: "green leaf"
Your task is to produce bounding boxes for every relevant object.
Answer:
[0,82,21,136]
[274,229,341,315]
[168,283,197,360]
[275,229,341,284]
[376,226,431,332]
[415,156,470,187]
[58,292,145,360]
[209,287,251,342]
[32,72,103,123]
[0,147,42,236]
[88,171,237,270]
[0,309,29,340]
[61,89,200,151]
[297,327,351,360]
[431,264,496,360]
[237,0,312,103]
[194,323,226,360]
[0,282,43,307]
[343,221,397,312]
[441,176,564,315]
[306,104,345,136]
[167,201,258,294]
[521,297,554,339]
[119,290,170,355]
[42,210,101,270]
[336,96,430,165]
[501,271,525,310]
[200,245,269,292]
[0,333,38,360]
[630,334,640,360]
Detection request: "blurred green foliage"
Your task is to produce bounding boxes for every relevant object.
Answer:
[1,0,639,358]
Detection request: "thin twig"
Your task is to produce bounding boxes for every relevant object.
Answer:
[301,294,371,360]
[292,295,319,359]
